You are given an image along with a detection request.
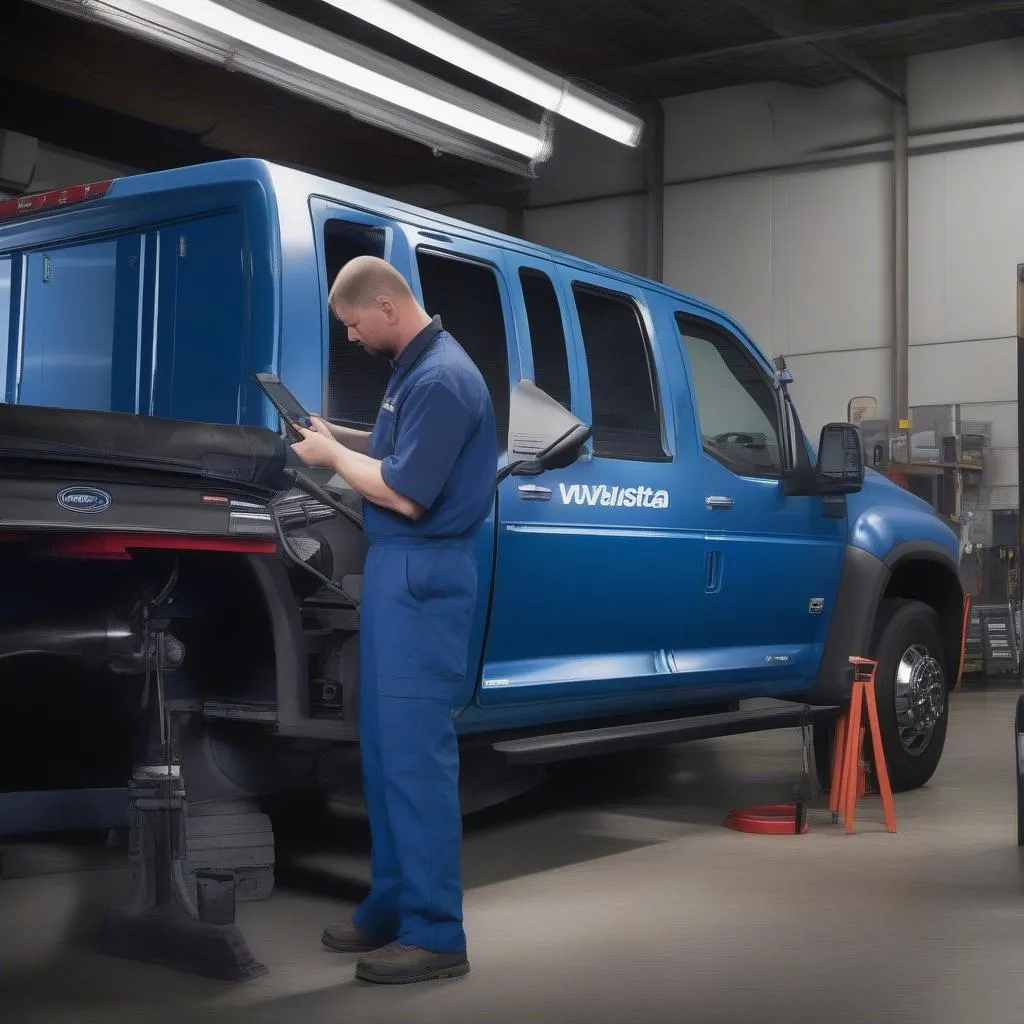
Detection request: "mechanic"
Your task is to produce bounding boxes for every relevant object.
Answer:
[290,255,497,985]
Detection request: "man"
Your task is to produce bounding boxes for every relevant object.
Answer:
[290,255,497,985]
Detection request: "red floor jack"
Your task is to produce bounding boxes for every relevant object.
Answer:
[724,708,814,835]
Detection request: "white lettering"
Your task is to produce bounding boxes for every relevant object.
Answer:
[558,482,670,509]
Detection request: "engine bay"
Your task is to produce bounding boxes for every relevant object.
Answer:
[0,403,372,802]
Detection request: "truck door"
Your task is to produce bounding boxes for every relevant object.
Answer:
[404,231,520,713]
[479,264,707,708]
[675,309,846,692]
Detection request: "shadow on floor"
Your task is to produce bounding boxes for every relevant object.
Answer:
[273,730,816,899]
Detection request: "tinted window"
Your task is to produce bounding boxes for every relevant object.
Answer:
[519,268,571,411]
[324,220,390,428]
[416,250,510,449]
[676,313,782,476]
[572,284,666,461]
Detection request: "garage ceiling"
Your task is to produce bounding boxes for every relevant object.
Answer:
[4,0,1024,202]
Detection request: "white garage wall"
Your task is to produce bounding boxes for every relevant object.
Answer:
[523,38,1024,510]
[524,195,646,274]
[523,118,646,273]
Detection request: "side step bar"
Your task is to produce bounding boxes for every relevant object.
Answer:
[491,703,840,766]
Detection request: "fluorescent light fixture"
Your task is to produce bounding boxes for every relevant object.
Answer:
[319,0,645,147]
[32,0,554,176]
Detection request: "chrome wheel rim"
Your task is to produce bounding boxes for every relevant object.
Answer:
[893,644,945,755]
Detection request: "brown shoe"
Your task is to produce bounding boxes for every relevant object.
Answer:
[321,921,391,954]
[355,942,470,985]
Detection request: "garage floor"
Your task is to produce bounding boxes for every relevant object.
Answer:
[2,686,1023,1024]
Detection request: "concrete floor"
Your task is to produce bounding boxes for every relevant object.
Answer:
[2,686,1024,1023]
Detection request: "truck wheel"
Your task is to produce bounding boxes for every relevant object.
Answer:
[814,599,949,793]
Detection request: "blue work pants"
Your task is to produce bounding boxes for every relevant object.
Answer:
[352,539,476,954]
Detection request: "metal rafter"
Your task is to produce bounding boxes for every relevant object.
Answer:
[726,0,905,103]
[606,2,1024,89]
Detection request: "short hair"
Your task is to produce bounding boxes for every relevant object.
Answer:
[329,255,413,309]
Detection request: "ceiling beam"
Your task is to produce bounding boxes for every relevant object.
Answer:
[727,0,905,103]
[804,37,905,105]
[1,0,523,202]
[606,2,1024,87]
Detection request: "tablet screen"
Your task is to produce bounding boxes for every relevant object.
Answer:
[253,373,313,437]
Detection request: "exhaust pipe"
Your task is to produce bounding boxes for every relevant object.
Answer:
[0,615,140,662]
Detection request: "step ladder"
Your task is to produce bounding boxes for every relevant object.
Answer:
[976,603,1020,676]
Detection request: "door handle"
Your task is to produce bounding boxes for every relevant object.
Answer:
[705,496,734,511]
[518,484,552,501]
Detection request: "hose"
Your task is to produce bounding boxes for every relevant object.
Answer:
[270,470,362,608]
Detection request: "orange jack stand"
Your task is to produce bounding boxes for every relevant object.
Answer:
[828,657,897,834]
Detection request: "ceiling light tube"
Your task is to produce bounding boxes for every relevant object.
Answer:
[319,0,645,146]
[32,0,554,174]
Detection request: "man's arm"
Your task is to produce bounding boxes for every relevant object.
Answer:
[294,378,473,523]
[329,444,424,520]
[325,422,371,455]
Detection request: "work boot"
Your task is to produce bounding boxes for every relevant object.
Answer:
[321,921,390,954]
[355,942,470,985]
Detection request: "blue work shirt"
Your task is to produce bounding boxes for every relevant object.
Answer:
[364,315,497,543]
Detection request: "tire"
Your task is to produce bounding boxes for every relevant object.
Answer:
[814,599,949,793]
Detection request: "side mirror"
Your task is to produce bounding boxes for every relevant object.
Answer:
[816,422,865,494]
[497,380,593,484]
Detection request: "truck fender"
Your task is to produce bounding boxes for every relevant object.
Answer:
[810,539,964,704]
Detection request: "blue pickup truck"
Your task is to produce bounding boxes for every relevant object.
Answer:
[0,158,965,834]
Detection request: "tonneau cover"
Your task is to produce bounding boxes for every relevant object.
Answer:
[0,403,291,495]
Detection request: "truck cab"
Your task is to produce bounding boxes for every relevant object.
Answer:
[0,159,965,826]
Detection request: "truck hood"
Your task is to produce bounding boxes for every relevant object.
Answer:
[844,467,961,565]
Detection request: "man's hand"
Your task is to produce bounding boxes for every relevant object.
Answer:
[290,416,424,521]
[290,416,342,469]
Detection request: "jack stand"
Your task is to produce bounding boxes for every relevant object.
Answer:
[828,657,897,835]
[96,629,267,981]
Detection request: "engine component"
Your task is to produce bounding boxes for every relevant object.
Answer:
[109,630,186,676]
[311,634,360,722]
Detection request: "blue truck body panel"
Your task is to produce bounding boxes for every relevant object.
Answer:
[847,470,960,565]
[0,158,963,743]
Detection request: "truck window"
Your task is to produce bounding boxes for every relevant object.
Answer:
[519,267,571,411]
[324,220,390,428]
[675,313,783,477]
[571,284,667,462]
[416,249,510,447]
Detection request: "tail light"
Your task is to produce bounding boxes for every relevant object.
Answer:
[0,180,115,222]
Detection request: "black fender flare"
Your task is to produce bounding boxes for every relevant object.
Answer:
[807,541,964,705]
[246,553,309,732]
